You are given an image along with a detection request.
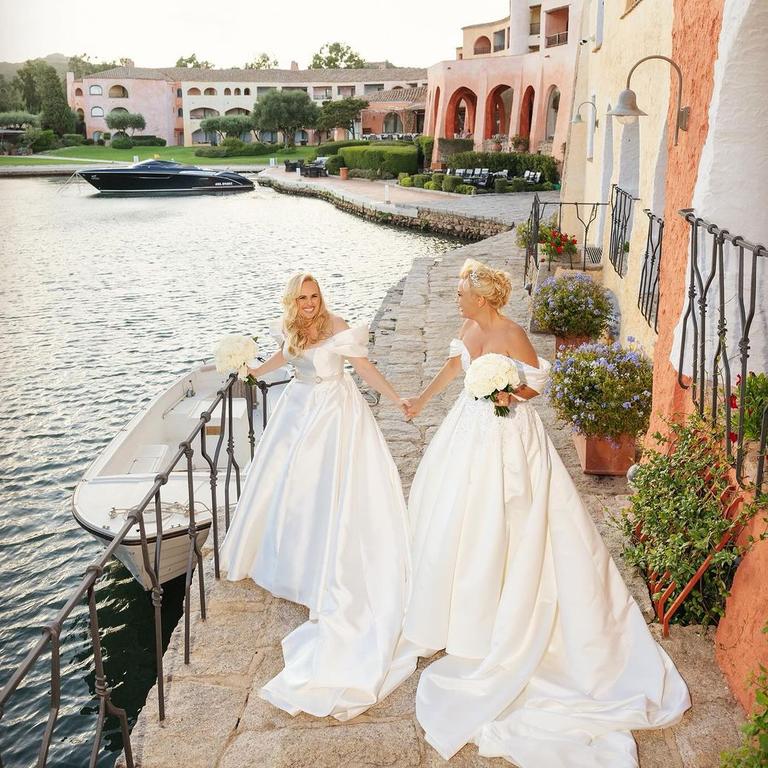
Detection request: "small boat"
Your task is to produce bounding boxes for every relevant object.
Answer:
[72,362,291,588]
[77,159,255,194]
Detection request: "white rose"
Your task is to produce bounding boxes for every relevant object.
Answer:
[465,353,520,398]
[214,335,260,377]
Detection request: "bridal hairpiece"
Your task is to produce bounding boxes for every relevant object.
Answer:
[468,270,482,289]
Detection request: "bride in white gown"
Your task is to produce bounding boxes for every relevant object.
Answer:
[403,259,691,767]
[220,272,416,720]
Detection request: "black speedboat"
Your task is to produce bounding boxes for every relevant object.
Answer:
[78,159,255,194]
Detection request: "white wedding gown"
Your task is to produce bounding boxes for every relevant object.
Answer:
[220,323,415,720]
[404,339,691,767]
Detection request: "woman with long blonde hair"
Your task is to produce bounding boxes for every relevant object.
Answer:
[401,258,690,766]
[221,271,415,720]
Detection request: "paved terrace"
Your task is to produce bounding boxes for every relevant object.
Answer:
[118,231,744,768]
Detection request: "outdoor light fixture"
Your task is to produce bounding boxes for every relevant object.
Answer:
[571,101,598,129]
[608,55,690,145]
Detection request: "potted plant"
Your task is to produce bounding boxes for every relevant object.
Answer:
[549,340,653,475]
[532,272,614,350]
[511,134,529,152]
[540,228,578,265]
[492,133,504,152]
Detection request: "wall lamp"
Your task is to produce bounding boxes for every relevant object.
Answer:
[571,100,598,129]
[607,55,690,145]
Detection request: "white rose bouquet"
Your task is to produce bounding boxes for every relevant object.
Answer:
[213,335,260,381]
[464,353,522,417]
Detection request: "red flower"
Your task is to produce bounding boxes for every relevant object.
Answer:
[728,431,738,444]
[556,245,563,254]
[729,393,738,409]
[571,237,577,244]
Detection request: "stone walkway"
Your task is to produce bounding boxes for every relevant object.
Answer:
[119,231,744,768]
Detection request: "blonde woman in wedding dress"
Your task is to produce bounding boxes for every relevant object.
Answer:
[221,272,416,720]
[402,259,691,767]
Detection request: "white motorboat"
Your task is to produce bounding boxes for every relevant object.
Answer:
[72,363,291,589]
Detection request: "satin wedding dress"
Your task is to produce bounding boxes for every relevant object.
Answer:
[404,339,691,767]
[220,323,415,720]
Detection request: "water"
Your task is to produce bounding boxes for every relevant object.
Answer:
[0,177,457,766]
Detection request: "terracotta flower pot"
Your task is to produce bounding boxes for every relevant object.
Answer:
[339,167,349,180]
[572,432,636,476]
[554,334,592,351]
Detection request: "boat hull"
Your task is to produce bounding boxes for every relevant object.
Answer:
[78,165,254,194]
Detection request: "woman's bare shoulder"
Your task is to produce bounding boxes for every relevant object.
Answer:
[329,314,349,333]
[457,319,475,339]
[504,319,538,366]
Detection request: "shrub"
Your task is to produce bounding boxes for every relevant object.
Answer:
[397,171,409,181]
[96,139,105,145]
[111,137,134,149]
[727,372,768,443]
[437,138,473,159]
[195,147,227,157]
[431,172,445,187]
[412,173,430,188]
[494,178,509,193]
[532,273,614,339]
[415,135,434,168]
[348,168,379,180]
[84,138,94,145]
[455,184,476,195]
[338,145,418,176]
[195,140,269,157]
[131,135,167,147]
[399,176,413,187]
[423,180,440,190]
[442,175,461,193]
[62,133,85,146]
[540,228,578,261]
[549,340,653,439]
[450,151,559,182]
[325,154,345,175]
[314,139,369,157]
[102,132,111,140]
[515,213,559,250]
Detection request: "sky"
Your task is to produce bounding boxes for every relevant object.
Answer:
[0,0,510,70]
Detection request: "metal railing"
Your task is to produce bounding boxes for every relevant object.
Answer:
[637,209,664,331]
[523,193,609,291]
[608,184,636,277]
[0,370,290,767]
[545,31,568,47]
[676,209,768,493]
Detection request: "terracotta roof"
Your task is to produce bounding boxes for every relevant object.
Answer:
[82,66,427,84]
[364,86,428,103]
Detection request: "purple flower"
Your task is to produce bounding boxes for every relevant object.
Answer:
[622,401,632,409]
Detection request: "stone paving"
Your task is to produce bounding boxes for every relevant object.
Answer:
[118,231,745,768]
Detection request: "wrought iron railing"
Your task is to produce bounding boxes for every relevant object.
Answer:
[637,209,664,331]
[523,193,609,291]
[676,209,767,493]
[0,369,290,767]
[545,31,568,47]
[608,184,636,277]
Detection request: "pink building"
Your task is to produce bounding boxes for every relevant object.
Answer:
[425,0,582,166]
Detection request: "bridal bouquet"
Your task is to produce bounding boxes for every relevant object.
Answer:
[213,335,259,380]
[465,354,521,417]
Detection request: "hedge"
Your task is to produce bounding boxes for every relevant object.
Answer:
[111,137,134,149]
[399,176,413,187]
[195,141,270,157]
[450,151,559,182]
[314,139,369,157]
[62,133,85,146]
[432,172,445,187]
[131,135,166,147]
[423,180,440,190]
[325,155,344,175]
[412,173,430,188]
[442,175,461,193]
[338,145,418,176]
[415,135,434,168]
[455,183,476,195]
[437,138,473,159]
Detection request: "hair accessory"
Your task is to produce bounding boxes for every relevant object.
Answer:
[468,270,482,289]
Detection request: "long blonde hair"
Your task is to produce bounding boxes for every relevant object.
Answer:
[459,258,513,310]
[281,272,332,356]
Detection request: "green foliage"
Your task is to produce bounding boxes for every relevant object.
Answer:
[455,183,476,195]
[195,140,269,157]
[314,139,369,157]
[0,111,39,128]
[511,134,529,151]
[541,227,578,260]
[423,180,441,190]
[37,67,73,135]
[431,172,445,186]
[615,415,767,626]
[130,135,166,146]
[67,54,126,79]
[399,175,413,187]
[324,154,344,174]
[721,627,768,767]
[415,135,434,168]
[13,59,52,113]
[175,54,214,68]
[412,173,429,188]
[338,145,418,175]
[549,339,653,440]
[62,133,85,146]
[532,272,614,339]
[348,168,380,180]
[317,97,369,138]
[503,177,556,192]
[309,42,365,69]
[252,90,319,148]
[729,373,768,443]
[22,127,57,152]
[442,174,461,193]
[244,52,278,69]
[106,111,146,136]
[450,151,560,182]
[515,212,559,250]
[0,75,24,112]
[200,115,254,141]
[437,138,474,159]
[494,178,509,193]
[111,137,134,149]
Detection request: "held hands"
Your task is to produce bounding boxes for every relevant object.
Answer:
[402,397,423,420]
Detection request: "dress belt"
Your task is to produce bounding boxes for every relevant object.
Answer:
[293,371,344,385]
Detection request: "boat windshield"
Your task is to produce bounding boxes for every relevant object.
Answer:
[130,159,200,171]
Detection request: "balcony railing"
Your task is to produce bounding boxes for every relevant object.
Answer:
[637,209,664,331]
[0,371,290,766]
[530,22,541,35]
[545,31,568,47]
[609,184,636,277]
[676,209,767,493]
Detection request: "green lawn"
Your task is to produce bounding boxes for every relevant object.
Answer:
[0,156,83,165]
[40,144,318,165]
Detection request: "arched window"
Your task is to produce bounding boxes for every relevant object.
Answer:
[259,130,277,144]
[93,130,102,142]
[383,112,403,133]
[392,85,404,90]
[177,107,183,117]
[108,84,129,98]
[244,88,251,95]
[110,107,128,114]
[91,106,104,117]
[190,107,220,119]
[176,88,182,97]
[234,87,241,96]
[204,87,216,96]
[473,36,492,55]
[75,88,83,96]
[224,87,231,95]
[545,86,561,140]
[89,84,103,95]
[187,87,201,96]
[225,107,251,115]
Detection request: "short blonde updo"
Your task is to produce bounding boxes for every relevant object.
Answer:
[459,258,513,310]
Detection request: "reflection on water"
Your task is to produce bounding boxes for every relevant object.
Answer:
[0,177,457,765]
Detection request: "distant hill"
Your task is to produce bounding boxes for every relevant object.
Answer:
[0,53,70,80]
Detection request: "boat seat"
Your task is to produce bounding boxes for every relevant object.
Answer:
[128,444,174,475]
